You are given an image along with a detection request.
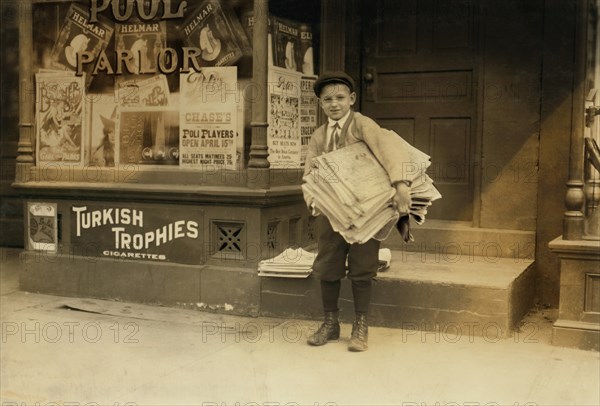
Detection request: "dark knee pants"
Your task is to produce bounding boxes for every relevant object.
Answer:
[312,216,380,282]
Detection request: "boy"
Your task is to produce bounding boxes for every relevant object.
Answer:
[304,71,413,352]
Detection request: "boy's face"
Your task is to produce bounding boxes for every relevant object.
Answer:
[319,83,356,121]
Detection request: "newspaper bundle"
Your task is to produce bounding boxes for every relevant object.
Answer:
[303,141,441,244]
[258,248,317,278]
[257,247,393,278]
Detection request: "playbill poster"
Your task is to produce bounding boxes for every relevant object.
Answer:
[300,75,318,166]
[268,66,301,168]
[180,67,239,170]
[35,72,85,165]
[27,202,58,252]
[49,4,114,86]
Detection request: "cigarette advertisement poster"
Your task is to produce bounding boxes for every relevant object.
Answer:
[182,0,251,67]
[180,67,239,170]
[115,21,167,76]
[300,75,318,166]
[27,202,58,252]
[267,66,301,168]
[119,108,180,166]
[273,17,301,72]
[36,72,85,165]
[70,203,204,265]
[49,4,114,86]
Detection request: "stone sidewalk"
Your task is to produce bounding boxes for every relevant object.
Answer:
[1,247,598,406]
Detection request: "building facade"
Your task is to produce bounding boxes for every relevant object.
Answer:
[1,0,598,349]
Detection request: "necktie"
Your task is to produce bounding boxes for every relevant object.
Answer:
[328,122,340,152]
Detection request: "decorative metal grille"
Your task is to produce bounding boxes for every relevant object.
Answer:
[212,221,245,260]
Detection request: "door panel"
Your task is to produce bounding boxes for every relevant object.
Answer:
[362,0,478,221]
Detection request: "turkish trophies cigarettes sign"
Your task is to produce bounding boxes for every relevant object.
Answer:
[179,67,238,170]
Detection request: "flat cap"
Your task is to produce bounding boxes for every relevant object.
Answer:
[313,71,355,97]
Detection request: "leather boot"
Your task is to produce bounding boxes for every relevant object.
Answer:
[348,313,368,352]
[307,311,340,346]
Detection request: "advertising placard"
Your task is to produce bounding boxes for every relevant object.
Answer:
[71,203,204,265]
[49,4,114,87]
[300,75,318,166]
[27,202,58,252]
[180,67,239,170]
[267,66,301,168]
[36,72,85,165]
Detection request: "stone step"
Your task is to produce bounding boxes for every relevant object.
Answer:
[260,250,535,338]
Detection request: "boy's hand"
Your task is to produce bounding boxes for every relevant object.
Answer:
[393,182,411,215]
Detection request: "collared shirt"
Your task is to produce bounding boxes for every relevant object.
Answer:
[325,110,351,152]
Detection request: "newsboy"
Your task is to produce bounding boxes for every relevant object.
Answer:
[303,71,414,351]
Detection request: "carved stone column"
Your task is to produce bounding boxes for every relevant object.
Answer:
[16,0,34,183]
[247,0,270,189]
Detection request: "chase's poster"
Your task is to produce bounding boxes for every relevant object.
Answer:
[182,0,251,67]
[49,4,114,86]
[36,72,85,165]
[267,66,301,168]
[180,67,239,170]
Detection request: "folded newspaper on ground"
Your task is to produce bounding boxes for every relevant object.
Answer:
[302,140,441,243]
[257,247,393,278]
[258,247,317,278]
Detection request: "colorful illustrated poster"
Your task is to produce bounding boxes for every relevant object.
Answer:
[182,0,251,67]
[117,75,171,108]
[115,21,167,76]
[49,4,114,86]
[119,108,179,166]
[88,95,118,167]
[36,72,85,165]
[180,67,239,169]
[300,75,318,166]
[27,202,58,252]
[268,66,301,168]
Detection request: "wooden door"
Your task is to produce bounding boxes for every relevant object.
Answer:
[361,0,478,221]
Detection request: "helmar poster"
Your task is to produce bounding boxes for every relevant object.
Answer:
[48,4,114,87]
[267,66,301,168]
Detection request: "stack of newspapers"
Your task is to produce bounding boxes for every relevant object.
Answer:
[303,140,441,244]
[257,247,394,278]
[258,247,317,278]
